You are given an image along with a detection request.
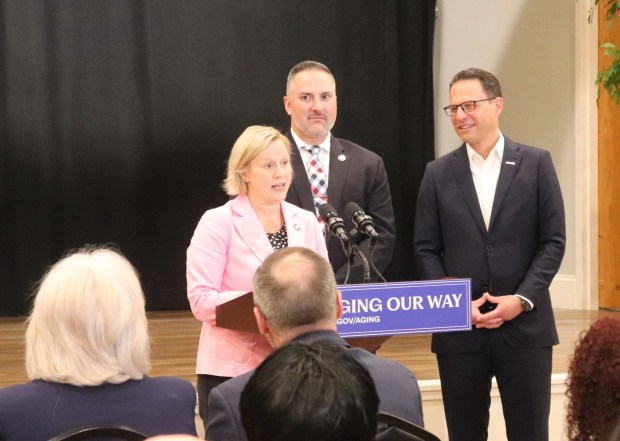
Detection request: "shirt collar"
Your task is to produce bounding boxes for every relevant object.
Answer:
[466,132,504,163]
[290,129,331,152]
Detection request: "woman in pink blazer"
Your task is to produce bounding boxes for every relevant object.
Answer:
[186,125,328,430]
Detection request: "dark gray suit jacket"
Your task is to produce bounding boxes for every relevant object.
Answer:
[206,330,424,441]
[0,376,197,441]
[285,132,396,283]
[414,136,566,354]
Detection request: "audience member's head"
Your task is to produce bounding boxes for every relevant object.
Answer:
[26,245,150,386]
[252,247,341,346]
[566,316,620,441]
[240,341,379,441]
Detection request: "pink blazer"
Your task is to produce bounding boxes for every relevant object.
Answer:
[186,193,328,377]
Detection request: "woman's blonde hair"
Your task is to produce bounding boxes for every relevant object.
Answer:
[25,245,150,386]
[222,125,292,196]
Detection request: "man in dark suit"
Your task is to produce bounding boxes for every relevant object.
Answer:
[283,60,396,283]
[414,68,565,441]
[206,247,424,441]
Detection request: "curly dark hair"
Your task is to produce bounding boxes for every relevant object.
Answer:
[566,316,620,441]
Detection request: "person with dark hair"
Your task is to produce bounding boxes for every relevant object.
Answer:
[283,60,396,283]
[414,67,566,441]
[186,125,328,430]
[240,341,379,441]
[206,247,424,441]
[565,316,620,441]
[0,246,198,441]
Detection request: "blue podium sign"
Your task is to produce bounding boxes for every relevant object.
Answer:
[336,279,471,338]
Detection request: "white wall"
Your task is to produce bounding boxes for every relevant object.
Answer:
[434,0,585,308]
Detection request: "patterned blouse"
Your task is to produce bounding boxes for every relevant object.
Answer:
[266,224,288,250]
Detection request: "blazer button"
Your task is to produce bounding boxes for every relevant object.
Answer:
[482,284,489,291]
[486,245,495,252]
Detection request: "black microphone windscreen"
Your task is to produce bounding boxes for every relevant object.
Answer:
[344,201,363,220]
[318,202,337,219]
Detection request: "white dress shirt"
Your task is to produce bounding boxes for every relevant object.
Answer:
[466,133,504,231]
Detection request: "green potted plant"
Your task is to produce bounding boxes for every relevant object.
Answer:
[589,0,620,103]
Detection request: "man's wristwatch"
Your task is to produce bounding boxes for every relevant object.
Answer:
[519,297,533,312]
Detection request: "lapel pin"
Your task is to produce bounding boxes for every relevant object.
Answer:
[338,154,346,162]
[505,161,516,165]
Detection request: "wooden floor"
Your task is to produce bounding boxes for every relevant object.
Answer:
[1,308,619,389]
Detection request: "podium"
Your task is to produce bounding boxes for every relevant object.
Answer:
[216,279,472,352]
[215,291,390,352]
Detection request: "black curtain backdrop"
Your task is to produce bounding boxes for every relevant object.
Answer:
[0,0,436,316]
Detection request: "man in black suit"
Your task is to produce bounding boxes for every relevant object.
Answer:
[206,247,424,441]
[283,60,395,283]
[414,68,565,441]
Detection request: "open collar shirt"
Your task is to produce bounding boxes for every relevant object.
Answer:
[466,132,505,231]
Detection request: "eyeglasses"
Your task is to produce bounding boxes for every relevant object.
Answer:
[443,98,496,116]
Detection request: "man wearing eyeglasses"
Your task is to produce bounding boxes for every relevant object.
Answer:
[414,68,566,441]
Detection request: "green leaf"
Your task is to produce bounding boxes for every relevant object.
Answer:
[587,0,620,104]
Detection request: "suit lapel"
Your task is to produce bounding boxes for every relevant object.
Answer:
[287,131,315,211]
[449,145,487,235]
[230,194,274,262]
[326,135,348,211]
[281,202,305,246]
[489,138,522,230]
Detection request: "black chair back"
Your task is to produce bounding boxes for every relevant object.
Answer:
[47,424,148,441]
[375,412,441,441]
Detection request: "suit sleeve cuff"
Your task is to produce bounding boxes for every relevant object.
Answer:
[515,294,534,310]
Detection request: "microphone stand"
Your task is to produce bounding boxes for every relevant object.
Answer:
[338,236,354,285]
[350,243,371,283]
[366,236,387,283]
[343,232,386,284]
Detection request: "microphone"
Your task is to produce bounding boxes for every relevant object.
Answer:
[344,202,379,238]
[318,203,349,242]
